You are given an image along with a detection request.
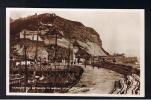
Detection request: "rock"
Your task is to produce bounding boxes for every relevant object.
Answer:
[10,13,109,59]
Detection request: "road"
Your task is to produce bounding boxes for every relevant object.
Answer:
[68,65,123,94]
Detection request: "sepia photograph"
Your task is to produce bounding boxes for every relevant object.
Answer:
[6,8,144,97]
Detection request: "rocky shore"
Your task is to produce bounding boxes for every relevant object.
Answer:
[110,74,140,95]
[68,64,140,95]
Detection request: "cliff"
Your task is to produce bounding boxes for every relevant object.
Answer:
[10,13,109,60]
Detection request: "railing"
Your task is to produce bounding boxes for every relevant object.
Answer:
[92,61,140,75]
[9,65,84,93]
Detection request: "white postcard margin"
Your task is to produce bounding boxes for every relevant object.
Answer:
[6,8,145,97]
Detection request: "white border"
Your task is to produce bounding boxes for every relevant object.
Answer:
[6,8,145,97]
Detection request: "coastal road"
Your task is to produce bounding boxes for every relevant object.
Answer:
[68,65,123,94]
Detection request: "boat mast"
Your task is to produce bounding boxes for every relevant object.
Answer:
[23,30,28,92]
[52,14,57,92]
[68,40,71,68]
[54,28,57,69]
[52,14,57,70]
[35,13,39,61]
[34,13,39,89]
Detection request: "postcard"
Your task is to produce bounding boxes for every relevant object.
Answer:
[6,8,144,97]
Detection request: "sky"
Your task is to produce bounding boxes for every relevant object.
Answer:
[9,8,144,57]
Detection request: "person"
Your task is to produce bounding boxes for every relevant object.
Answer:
[113,58,116,62]
[84,59,87,67]
[77,58,80,64]
[102,58,105,62]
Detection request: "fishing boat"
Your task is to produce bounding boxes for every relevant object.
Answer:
[9,13,84,93]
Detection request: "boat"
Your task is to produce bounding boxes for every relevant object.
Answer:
[9,13,84,93]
